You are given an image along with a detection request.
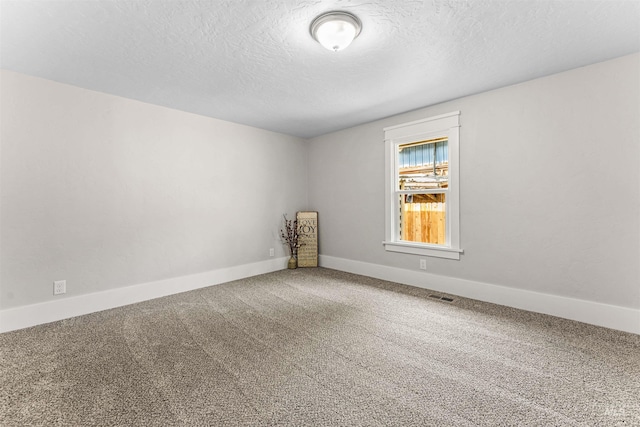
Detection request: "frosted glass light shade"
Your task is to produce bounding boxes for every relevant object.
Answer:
[310,11,362,52]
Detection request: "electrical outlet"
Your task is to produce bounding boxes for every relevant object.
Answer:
[419,259,427,270]
[53,280,66,295]
[269,248,275,257]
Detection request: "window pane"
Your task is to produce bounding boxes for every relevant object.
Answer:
[398,138,448,190]
[399,193,446,244]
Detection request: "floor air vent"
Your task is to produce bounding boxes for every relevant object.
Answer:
[428,294,454,303]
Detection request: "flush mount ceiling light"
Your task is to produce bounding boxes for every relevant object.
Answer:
[310,11,362,52]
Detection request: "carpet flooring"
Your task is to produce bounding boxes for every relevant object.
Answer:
[1,268,639,426]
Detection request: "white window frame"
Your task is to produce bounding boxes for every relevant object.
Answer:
[383,111,463,260]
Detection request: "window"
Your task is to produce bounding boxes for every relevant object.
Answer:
[383,111,462,260]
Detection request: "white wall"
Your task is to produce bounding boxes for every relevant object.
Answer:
[1,70,307,313]
[2,54,639,333]
[307,54,640,329]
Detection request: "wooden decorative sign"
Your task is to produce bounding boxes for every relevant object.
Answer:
[296,211,318,267]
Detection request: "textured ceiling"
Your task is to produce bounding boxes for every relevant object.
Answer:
[1,0,639,138]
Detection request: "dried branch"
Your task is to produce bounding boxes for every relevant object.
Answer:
[280,214,306,257]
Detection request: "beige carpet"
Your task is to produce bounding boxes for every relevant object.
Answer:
[1,268,639,426]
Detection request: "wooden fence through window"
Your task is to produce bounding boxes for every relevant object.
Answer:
[401,202,446,245]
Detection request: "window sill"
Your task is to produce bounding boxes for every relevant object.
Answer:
[383,241,463,260]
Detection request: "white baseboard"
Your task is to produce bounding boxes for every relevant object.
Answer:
[0,257,289,333]
[320,255,640,335]
[4,255,638,335]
